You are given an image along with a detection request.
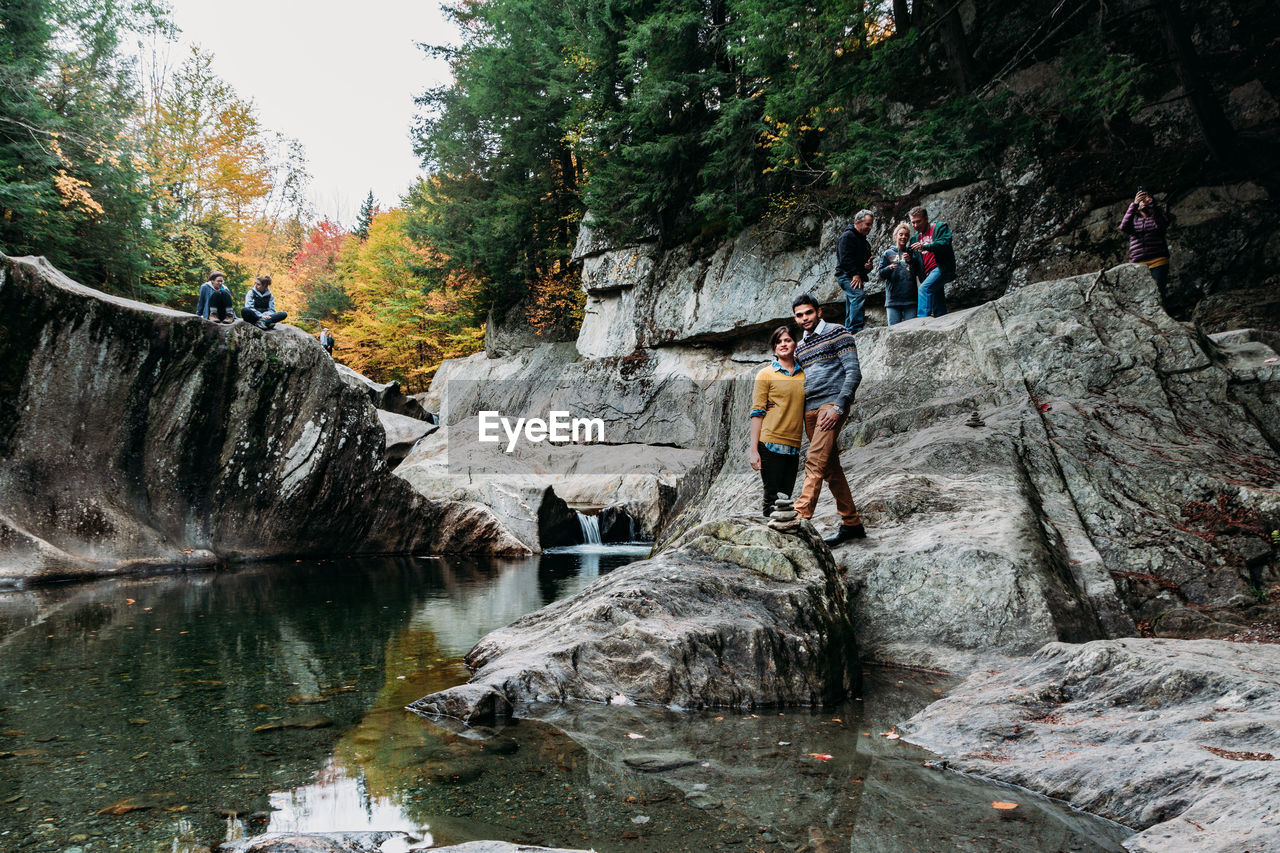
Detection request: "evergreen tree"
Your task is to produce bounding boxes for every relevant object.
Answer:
[353,190,377,240]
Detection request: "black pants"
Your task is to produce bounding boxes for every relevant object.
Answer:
[759,442,800,516]
[210,289,233,321]
[242,309,288,327]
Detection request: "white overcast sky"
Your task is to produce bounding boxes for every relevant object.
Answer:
[160,0,458,225]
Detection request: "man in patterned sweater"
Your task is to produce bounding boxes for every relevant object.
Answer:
[791,294,866,544]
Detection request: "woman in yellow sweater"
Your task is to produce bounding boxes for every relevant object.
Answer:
[748,326,806,517]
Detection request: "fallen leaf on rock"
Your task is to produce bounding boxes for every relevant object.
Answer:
[626,732,646,740]
[98,799,152,816]
[882,731,900,740]
[1037,403,1052,412]
[778,741,791,746]
[992,801,1019,810]
[1202,745,1275,761]
[806,753,834,761]
[125,598,135,604]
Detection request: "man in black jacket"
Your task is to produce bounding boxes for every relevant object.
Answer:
[835,209,874,332]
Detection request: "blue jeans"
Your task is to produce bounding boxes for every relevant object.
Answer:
[917,268,948,318]
[836,272,866,332]
[886,305,918,326]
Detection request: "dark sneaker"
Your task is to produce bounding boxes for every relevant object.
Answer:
[823,524,867,545]
[256,318,269,329]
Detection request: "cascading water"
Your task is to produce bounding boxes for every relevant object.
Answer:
[576,511,603,545]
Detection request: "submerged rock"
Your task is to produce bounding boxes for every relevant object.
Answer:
[408,518,858,722]
[900,638,1280,853]
[221,835,590,853]
[0,255,436,582]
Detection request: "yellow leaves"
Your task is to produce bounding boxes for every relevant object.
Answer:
[54,170,104,216]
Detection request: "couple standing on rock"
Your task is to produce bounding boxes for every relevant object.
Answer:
[837,205,956,331]
[748,294,865,546]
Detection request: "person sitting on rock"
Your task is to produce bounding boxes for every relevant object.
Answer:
[909,205,956,318]
[1118,186,1171,307]
[878,223,922,326]
[749,325,805,518]
[196,271,234,323]
[319,327,334,356]
[834,210,875,332]
[241,275,287,330]
[791,293,866,545]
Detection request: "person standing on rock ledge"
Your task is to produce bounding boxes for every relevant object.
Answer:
[241,275,288,330]
[1118,186,1172,307]
[879,223,922,325]
[909,206,955,318]
[791,294,866,544]
[319,327,335,356]
[834,210,875,332]
[749,326,805,518]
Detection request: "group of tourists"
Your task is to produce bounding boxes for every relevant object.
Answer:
[835,205,955,332]
[750,188,1173,544]
[195,271,289,330]
[748,205,953,543]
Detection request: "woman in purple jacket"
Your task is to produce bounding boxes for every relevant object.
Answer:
[1119,187,1171,306]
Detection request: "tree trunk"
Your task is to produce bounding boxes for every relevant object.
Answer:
[939,3,976,94]
[1151,0,1238,167]
[893,0,912,37]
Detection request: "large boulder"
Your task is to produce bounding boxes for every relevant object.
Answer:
[901,638,1280,853]
[0,255,436,583]
[673,263,1280,670]
[408,518,858,722]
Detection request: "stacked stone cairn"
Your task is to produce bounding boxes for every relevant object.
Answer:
[767,493,802,533]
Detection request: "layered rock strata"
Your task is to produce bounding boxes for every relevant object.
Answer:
[901,638,1280,853]
[408,518,858,722]
[0,255,436,582]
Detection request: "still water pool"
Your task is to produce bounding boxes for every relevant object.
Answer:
[0,550,1131,852]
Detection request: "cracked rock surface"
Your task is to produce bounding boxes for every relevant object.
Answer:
[900,638,1280,853]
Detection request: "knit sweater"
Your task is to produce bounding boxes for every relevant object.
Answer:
[795,319,861,411]
[749,361,805,448]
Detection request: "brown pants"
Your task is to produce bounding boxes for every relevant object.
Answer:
[795,405,861,527]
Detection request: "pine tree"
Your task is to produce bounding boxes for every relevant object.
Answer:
[353,190,377,240]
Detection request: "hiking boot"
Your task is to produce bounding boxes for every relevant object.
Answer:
[823,524,866,545]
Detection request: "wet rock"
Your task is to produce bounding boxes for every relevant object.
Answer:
[221,837,591,853]
[901,638,1280,853]
[408,518,857,721]
[1192,280,1280,336]
[623,751,700,772]
[0,255,437,582]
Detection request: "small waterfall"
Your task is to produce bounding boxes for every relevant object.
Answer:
[576,512,602,545]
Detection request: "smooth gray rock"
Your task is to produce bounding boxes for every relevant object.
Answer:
[672,263,1280,670]
[334,362,434,421]
[377,409,437,467]
[900,638,1280,853]
[0,255,436,583]
[408,518,858,722]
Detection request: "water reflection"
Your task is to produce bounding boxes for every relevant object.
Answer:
[0,552,1131,853]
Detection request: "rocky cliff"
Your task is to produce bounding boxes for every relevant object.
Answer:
[0,255,437,583]
[412,254,1279,669]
